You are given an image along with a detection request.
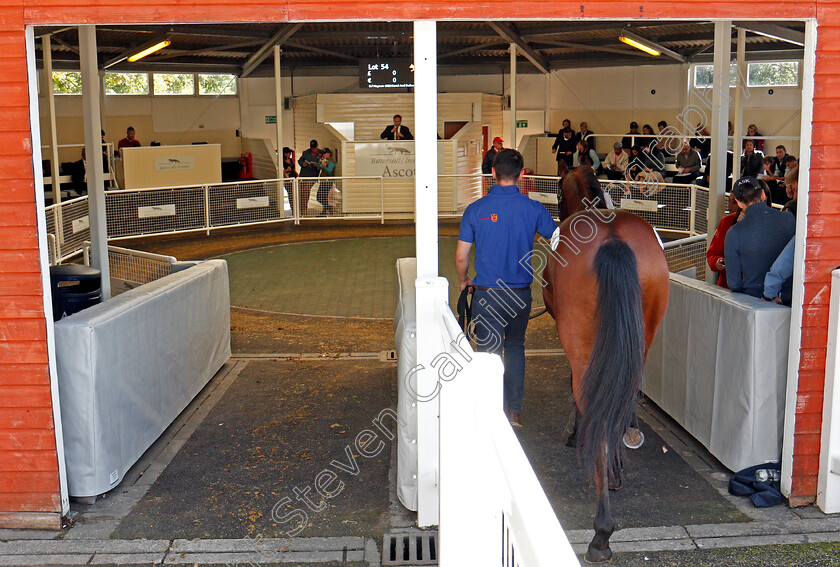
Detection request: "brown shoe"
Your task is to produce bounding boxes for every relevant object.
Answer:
[509,412,522,428]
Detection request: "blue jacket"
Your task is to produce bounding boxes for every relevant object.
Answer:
[724,202,795,298]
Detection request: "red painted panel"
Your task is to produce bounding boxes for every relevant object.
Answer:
[791,474,818,500]
[0,274,42,297]
[0,251,41,273]
[0,227,37,250]
[793,433,821,456]
[0,364,49,386]
[0,492,60,513]
[801,279,833,305]
[808,190,840,216]
[795,413,824,436]
[800,327,829,350]
[0,204,36,228]
[0,387,52,409]
[0,451,59,473]
[0,430,56,452]
[0,472,59,494]
[0,341,48,364]
[0,296,46,318]
[804,259,840,281]
[0,408,53,430]
[0,319,46,342]
[807,215,840,238]
[798,370,828,393]
[797,392,825,414]
[799,348,828,371]
[2,182,37,205]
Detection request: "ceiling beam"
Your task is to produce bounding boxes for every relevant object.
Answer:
[101,34,169,70]
[532,38,656,58]
[97,25,274,41]
[282,40,359,62]
[733,22,805,47]
[485,21,550,74]
[50,35,80,56]
[439,40,508,59]
[144,40,263,62]
[241,23,302,78]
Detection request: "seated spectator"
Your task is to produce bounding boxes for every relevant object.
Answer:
[784,155,798,172]
[639,124,656,149]
[773,145,790,179]
[621,121,640,154]
[627,145,665,185]
[724,177,796,298]
[763,236,795,306]
[758,155,786,205]
[672,143,702,184]
[380,115,413,140]
[744,124,764,154]
[782,165,798,218]
[706,193,743,288]
[117,126,141,155]
[654,121,669,152]
[573,139,600,170]
[740,140,763,178]
[604,142,628,180]
[579,122,595,153]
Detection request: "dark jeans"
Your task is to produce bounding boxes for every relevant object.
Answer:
[605,168,625,181]
[471,286,532,414]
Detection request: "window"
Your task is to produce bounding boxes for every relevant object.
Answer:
[693,64,737,88]
[198,74,237,95]
[104,72,149,95]
[153,73,195,95]
[747,62,799,87]
[52,71,82,95]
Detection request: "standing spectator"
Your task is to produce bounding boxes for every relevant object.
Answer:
[315,148,337,214]
[579,121,595,153]
[455,149,557,428]
[380,114,413,140]
[604,142,629,180]
[763,236,795,305]
[482,136,504,175]
[117,126,141,155]
[283,147,297,178]
[573,139,600,170]
[298,140,322,216]
[672,143,702,184]
[706,193,743,288]
[740,140,763,178]
[724,177,796,298]
[552,119,577,171]
[621,121,640,153]
[744,124,764,153]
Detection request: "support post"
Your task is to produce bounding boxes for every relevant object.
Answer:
[79,25,111,299]
[705,21,732,284]
[413,19,441,529]
[509,43,517,149]
[274,45,284,180]
[732,27,747,189]
[43,35,61,205]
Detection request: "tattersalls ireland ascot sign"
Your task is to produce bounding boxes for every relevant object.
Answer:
[354,142,444,178]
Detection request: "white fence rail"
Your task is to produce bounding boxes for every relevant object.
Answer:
[436,294,579,567]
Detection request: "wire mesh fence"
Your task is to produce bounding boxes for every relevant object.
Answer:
[83,242,176,295]
[105,186,206,238]
[209,179,292,228]
[45,196,91,263]
[663,234,708,281]
[295,176,384,221]
[601,180,699,235]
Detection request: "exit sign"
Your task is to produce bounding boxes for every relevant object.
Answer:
[265,115,277,124]
[516,120,528,128]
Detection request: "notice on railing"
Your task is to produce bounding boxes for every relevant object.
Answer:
[236,196,270,210]
[620,198,659,212]
[138,204,176,218]
[528,192,557,206]
[154,156,194,172]
[72,215,90,234]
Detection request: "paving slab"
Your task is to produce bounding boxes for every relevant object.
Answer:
[91,553,165,565]
[170,536,365,552]
[518,356,750,531]
[687,516,840,539]
[566,525,690,544]
[0,555,91,566]
[600,541,840,567]
[0,539,168,554]
[112,360,393,541]
[163,551,345,564]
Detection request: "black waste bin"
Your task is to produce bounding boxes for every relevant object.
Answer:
[50,264,102,321]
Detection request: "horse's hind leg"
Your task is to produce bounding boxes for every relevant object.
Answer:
[585,448,615,563]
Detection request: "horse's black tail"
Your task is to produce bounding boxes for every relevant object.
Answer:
[577,238,645,478]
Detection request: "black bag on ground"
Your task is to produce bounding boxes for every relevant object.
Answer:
[728,462,783,508]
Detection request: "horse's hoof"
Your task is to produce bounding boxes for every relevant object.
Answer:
[565,433,578,448]
[584,544,612,563]
[608,478,622,491]
[623,427,645,449]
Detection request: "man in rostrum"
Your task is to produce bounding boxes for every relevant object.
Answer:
[455,149,557,428]
[380,114,413,140]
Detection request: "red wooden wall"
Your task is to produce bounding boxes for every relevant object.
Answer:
[0,1,833,526]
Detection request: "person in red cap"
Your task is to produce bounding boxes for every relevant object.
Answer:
[482,136,504,175]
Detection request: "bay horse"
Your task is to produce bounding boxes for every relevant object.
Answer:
[542,166,670,562]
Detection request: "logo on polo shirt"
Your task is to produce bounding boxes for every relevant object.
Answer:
[478,214,499,222]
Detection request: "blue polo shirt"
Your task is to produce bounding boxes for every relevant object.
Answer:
[458,184,557,288]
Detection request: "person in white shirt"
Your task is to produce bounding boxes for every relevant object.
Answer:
[604,142,629,180]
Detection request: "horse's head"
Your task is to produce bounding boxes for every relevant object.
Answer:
[559,166,606,221]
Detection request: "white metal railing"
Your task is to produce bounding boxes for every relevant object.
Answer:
[41,142,118,191]
[437,300,579,567]
[818,268,840,513]
[663,233,708,281]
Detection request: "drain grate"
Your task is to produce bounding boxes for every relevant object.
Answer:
[382,531,438,565]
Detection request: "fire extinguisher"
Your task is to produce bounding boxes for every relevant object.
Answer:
[238,152,253,180]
